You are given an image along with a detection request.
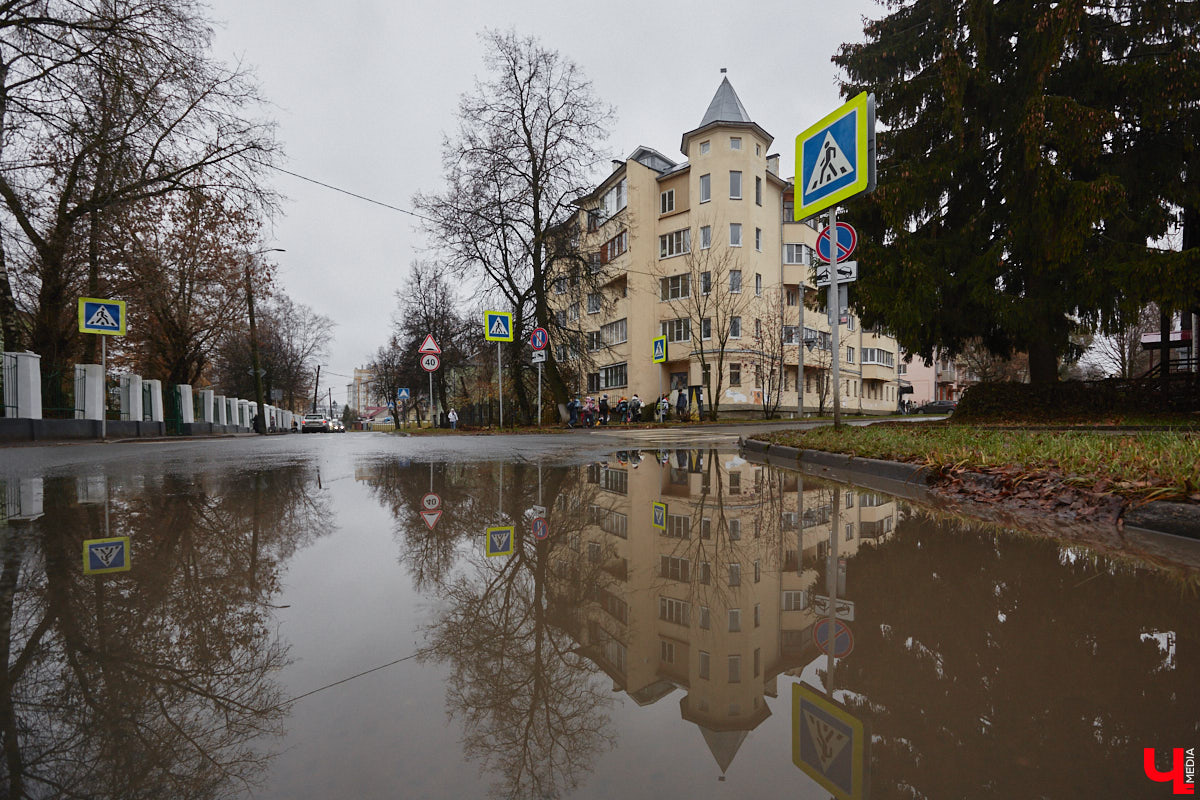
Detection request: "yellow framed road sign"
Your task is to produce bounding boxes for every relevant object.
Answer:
[83,536,131,574]
[795,92,876,221]
[78,297,127,336]
[651,502,667,531]
[652,335,668,364]
[792,682,866,800]
[486,525,514,557]
[484,311,514,342]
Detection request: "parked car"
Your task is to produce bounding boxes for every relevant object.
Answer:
[302,413,330,432]
[912,400,957,415]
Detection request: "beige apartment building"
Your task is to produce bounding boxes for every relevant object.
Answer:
[559,451,899,775]
[552,78,903,416]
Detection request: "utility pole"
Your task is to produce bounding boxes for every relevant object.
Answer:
[312,365,321,413]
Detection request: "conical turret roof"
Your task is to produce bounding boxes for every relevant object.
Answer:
[680,76,772,155]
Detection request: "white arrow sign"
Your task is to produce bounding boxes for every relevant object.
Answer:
[531,349,546,364]
[811,595,855,621]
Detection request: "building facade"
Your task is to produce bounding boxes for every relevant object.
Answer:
[551,78,904,416]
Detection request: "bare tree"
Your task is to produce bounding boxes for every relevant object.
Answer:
[653,218,751,420]
[391,261,472,423]
[958,338,1030,383]
[0,0,279,377]
[1084,303,1159,378]
[414,29,612,422]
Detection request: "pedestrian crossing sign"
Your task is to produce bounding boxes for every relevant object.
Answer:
[652,335,668,364]
[795,92,876,220]
[83,536,131,574]
[78,297,127,336]
[652,501,667,530]
[484,311,513,342]
[486,525,514,557]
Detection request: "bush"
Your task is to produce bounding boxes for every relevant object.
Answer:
[954,379,1199,422]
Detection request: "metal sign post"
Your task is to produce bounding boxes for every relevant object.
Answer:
[829,205,841,428]
[484,312,514,429]
[530,328,548,427]
[78,297,126,441]
[498,343,503,429]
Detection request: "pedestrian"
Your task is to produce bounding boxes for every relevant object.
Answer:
[599,394,610,425]
[584,396,597,427]
[630,394,642,423]
[658,394,669,423]
[567,396,580,428]
[616,396,628,424]
[448,407,459,430]
[676,389,688,421]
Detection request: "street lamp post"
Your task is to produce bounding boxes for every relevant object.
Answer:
[246,247,285,434]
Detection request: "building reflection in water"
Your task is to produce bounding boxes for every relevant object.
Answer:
[358,450,899,793]
[0,466,333,799]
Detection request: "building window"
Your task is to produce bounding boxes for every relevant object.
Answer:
[755,176,762,205]
[661,318,691,343]
[661,640,675,663]
[701,318,712,340]
[754,603,761,627]
[782,590,808,611]
[730,136,741,150]
[700,173,711,203]
[586,331,602,351]
[862,348,895,367]
[755,228,762,251]
[755,143,761,156]
[600,230,627,264]
[729,223,742,247]
[659,596,690,626]
[755,318,762,339]
[784,243,813,265]
[700,140,710,155]
[699,650,710,679]
[728,608,741,632]
[728,563,741,587]
[700,561,711,584]
[598,362,627,389]
[846,347,855,364]
[554,277,567,294]
[701,518,712,539]
[730,317,741,339]
[587,293,601,314]
[568,303,580,321]
[754,560,761,583]
[730,362,741,386]
[659,229,691,259]
[660,274,690,300]
[729,270,742,293]
[728,654,742,683]
[701,271,712,294]
[730,170,742,199]
[754,648,760,677]
[660,555,690,581]
[700,606,710,629]
[660,189,675,215]
[729,517,741,538]
[754,273,763,296]
[601,318,627,345]
[700,225,711,249]
[786,288,799,306]
[598,178,627,222]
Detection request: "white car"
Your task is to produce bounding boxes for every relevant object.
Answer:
[302,413,329,433]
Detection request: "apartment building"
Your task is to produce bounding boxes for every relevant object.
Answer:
[552,78,903,416]
[345,367,375,412]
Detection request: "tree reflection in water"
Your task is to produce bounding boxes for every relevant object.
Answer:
[363,459,617,799]
[0,466,333,799]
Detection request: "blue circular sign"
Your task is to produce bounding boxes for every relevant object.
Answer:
[530,327,549,351]
[816,222,858,262]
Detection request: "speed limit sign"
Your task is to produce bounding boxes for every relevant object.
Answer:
[421,353,440,372]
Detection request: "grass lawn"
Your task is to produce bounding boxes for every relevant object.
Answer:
[759,423,1200,502]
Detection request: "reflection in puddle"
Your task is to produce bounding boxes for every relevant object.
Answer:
[2,450,1197,799]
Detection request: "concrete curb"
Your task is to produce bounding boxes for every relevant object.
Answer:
[740,438,1200,541]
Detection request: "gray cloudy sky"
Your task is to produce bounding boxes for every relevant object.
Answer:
[207,0,879,404]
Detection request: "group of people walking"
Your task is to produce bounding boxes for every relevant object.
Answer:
[566,388,699,428]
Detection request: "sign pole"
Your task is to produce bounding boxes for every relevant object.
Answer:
[826,486,841,691]
[101,334,107,441]
[828,205,841,429]
[497,342,503,429]
[537,362,542,427]
[429,371,433,429]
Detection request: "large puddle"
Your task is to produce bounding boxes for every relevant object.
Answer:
[2,447,1197,798]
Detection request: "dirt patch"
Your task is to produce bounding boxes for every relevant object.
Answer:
[929,465,1130,526]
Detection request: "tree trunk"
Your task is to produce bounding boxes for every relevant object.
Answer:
[1027,339,1059,384]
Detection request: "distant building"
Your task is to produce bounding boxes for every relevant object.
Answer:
[346,367,375,412]
[550,77,904,416]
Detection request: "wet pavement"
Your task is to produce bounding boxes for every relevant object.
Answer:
[1,431,1197,799]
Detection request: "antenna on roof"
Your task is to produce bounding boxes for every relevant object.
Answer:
[720,67,727,74]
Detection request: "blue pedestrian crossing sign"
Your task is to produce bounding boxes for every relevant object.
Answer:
[397,387,411,401]
[652,335,668,364]
[78,297,126,336]
[484,311,514,342]
[83,536,131,575]
[651,502,667,531]
[486,525,514,557]
[793,682,866,799]
[795,92,876,220]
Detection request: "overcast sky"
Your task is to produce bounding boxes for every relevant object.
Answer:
[207,0,880,404]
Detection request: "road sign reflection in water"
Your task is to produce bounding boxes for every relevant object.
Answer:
[532,517,549,540]
[813,618,854,658]
[83,536,131,575]
[485,525,514,557]
[793,682,866,800]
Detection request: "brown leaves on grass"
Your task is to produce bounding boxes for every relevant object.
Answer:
[932,464,1127,525]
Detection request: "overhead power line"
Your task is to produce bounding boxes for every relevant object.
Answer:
[266,164,436,223]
